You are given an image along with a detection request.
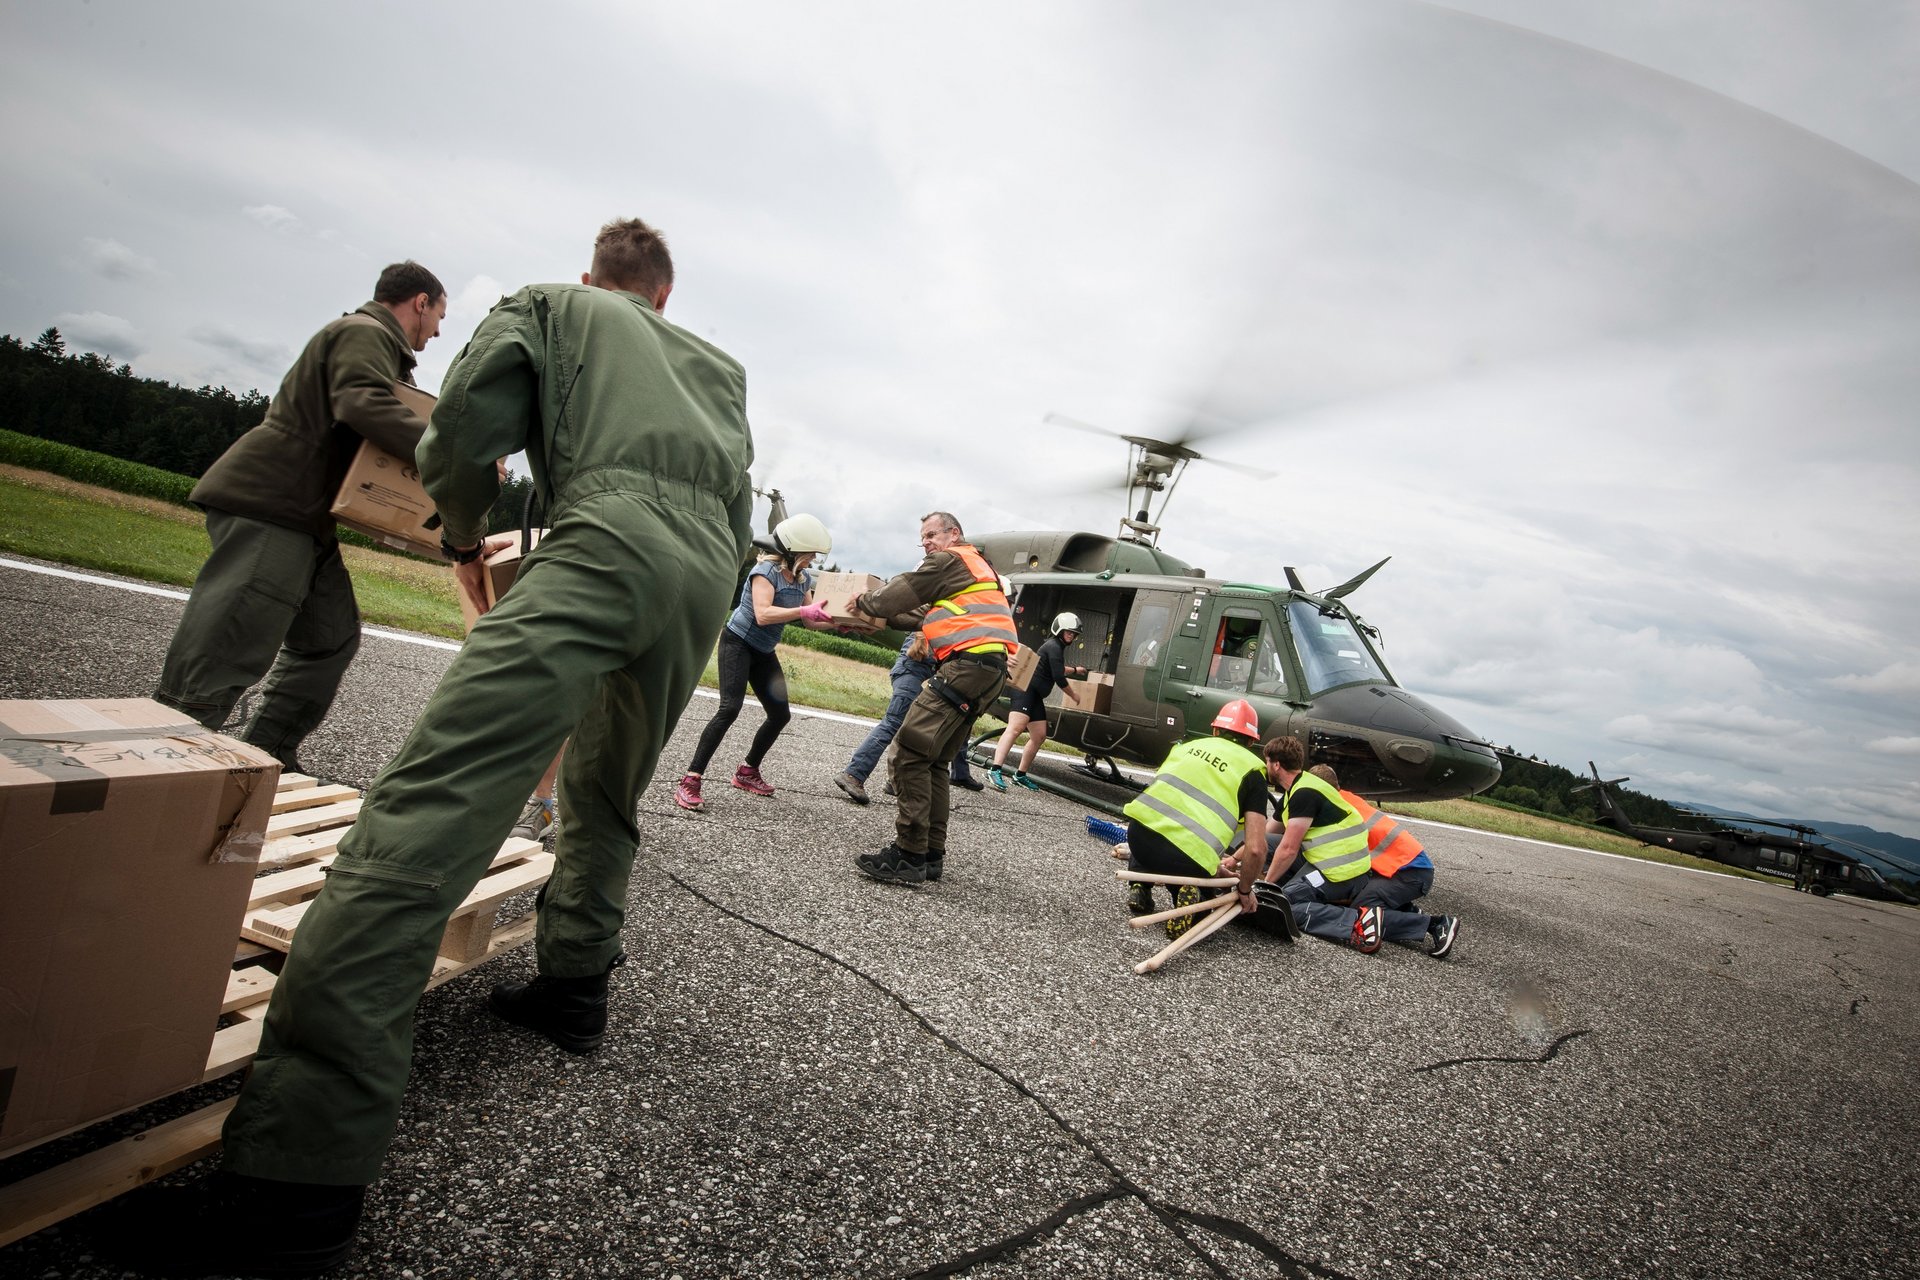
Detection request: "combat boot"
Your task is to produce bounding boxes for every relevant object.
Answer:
[488,957,622,1054]
[855,842,927,885]
[103,1170,364,1276]
[924,849,946,882]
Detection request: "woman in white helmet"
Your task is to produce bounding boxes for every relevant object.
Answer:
[987,611,1086,791]
[675,513,836,809]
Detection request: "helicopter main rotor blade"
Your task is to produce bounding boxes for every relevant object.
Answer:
[1043,411,1128,440]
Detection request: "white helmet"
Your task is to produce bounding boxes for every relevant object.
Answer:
[771,513,832,557]
[1051,611,1081,636]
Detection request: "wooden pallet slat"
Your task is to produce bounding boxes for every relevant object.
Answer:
[268,783,360,816]
[264,799,363,839]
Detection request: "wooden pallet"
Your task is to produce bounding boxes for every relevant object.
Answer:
[0,772,553,1247]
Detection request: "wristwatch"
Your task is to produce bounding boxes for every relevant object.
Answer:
[440,536,485,565]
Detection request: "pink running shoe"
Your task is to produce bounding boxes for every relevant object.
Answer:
[732,764,775,797]
[673,774,704,811]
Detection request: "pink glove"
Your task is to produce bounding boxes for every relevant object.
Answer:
[798,602,833,625]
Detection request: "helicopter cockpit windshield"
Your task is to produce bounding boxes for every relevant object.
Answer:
[1287,601,1391,694]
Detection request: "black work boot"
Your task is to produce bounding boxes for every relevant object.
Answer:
[924,849,946,882]
[488,957,621,1054]
[104,1170,363,1276]
[855,842,927,885]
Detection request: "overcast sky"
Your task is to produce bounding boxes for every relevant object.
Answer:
[4,1,1916,838]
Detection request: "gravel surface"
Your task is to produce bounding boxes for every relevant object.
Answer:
[3,557,1916,1278]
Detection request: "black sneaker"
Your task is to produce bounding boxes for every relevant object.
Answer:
[925,849,946,881]
[855,843,927,885]
[102,1170,364,1275]
[1428,915,1460,960]
[489,960,619,1054]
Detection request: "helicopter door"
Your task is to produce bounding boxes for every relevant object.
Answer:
[1175,606,1281,737]
[1112,589,1184,724]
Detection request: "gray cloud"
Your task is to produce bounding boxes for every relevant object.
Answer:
[82,236,163,281]
[53,310,144,360]
[189,325,290,379]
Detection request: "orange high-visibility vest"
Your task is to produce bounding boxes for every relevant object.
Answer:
[920,544,1018,661]
[1341,789,1426,876]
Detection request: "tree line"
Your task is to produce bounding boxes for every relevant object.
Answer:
[1,328,532,534]
[1483,752,1698,828]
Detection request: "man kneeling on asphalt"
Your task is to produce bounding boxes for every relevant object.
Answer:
[110,216,755,1278]
[845,511,1013,886]
[1253,737,1458,958]
[1121,699,1266,935]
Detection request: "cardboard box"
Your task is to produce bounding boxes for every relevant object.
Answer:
[1055,677,1112,716]
[329,381,440,559]
[458,530,546,633]
[0,700,279,1157]
[1005,645,1038,692]
[810,570,885,623]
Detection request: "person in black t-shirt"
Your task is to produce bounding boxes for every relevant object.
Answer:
[987,612,1085,791]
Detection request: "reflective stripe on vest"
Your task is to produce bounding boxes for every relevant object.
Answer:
[1285,772,1370,881]
[922,545,1019,661]
[1123,737,1266,875]
[1341,789,1426,877]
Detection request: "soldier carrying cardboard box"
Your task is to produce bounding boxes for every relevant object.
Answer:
[153,261,448,773]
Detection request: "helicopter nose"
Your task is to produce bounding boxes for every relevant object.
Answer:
[1427,736,1502,797]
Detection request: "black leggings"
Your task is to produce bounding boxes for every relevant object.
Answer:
[687,629,791,774]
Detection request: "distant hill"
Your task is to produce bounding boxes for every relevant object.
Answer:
[1677,801,1920,876]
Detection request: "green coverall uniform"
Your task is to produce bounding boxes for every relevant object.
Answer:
[156,304,428,764]
[856,549,1010,859]
[223,284,754,1186]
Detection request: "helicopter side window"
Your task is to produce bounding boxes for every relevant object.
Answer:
[1205,615,1265,691]
[1779,851,1798,871]
[1286,601,1390,695]
[1126,603,1173,667]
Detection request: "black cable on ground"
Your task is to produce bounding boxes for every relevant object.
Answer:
[1413,1028,1592,1074]
[659,868,1350,1279]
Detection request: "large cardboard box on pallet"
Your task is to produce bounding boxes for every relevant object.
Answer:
[0,700,279,1157]
[329,381,441,559]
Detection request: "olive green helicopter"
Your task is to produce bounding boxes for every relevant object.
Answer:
[964,414,1503,802]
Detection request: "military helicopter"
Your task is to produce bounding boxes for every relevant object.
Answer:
[968,416,1503,803]
[1575,763,1919,904]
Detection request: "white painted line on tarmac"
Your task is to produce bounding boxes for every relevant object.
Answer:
[2,555,193,601]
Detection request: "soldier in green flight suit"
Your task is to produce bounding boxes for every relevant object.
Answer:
[116,217,755,1277]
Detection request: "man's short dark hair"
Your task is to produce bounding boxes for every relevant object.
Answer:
[592,217,675,295]
[373,260,445,306]
[920,511,963,537]
[1264,736,1306,772]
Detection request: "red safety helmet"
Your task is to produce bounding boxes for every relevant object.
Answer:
[1211,699,1259,741]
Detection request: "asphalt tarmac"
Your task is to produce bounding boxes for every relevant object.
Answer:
[2,556,1916,1279]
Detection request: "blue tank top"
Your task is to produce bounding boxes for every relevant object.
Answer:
[726,561,814,653]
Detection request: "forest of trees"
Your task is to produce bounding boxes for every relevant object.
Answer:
[1,328,533,533]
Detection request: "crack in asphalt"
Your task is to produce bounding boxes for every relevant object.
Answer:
[1412,1029,1593,1074]
[660,868,1350,1279]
